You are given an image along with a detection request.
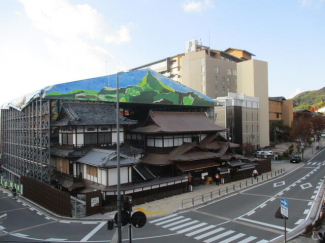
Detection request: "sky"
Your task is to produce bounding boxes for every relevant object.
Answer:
[0,0,324,106]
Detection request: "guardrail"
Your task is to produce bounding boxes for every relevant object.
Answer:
[182,168,285,209]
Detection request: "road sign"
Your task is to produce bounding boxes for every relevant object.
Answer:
[280,198,288,218]
[131,211,147,228]
[114,210,130,226]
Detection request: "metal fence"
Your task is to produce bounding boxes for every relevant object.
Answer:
[182,168,285,209]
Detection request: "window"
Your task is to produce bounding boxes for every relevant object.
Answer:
[222,86,225,92]
[62,134,73,145]
[257,113,259,121]
[252,114,253,121]
[246,125,248,132]
[215,66,220,73]
[215,76,218,81]
[257,125,259,132]
[101,127,109,131]
[227,68,231,75]
[232,70,237,76]
[84,133,97,145]
[201,65,205,73]
[222,77,225,83]
[98,133,111,144]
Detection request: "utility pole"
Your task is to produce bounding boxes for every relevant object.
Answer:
[116,71,124,243]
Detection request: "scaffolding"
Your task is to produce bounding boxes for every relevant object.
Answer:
[1,98,51,184]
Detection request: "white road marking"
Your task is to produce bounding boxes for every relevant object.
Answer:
[162,218,190,228]
[59,220,71,224]
[274,181,285,187]
[186,225,217,236]
[246,211,255,216]
[237,236,257,243]
[156,216,184,226]
[314,190,318,193]
[194,227,225,240]
[260,204,266,208]
[304,209,309,214]
[218,233,246,243]
[45,217,52,220]
[300,183,312,189]
[295,219,304,225]
[45,238,66,241]
[256,240,269,243]
[269,197,276,201]
[308,202,313,206]
[204,230,235,243]
[311,196,315,199]
[238,217,293,231]
[11,233,29,237]
[37,212,42,215]
[149,214,178,223]
[22,203,26,206]
[29,207,35,211]
[169,220,198,231]
[80,221,106,242]
[177,222,207,233]
[82,222,98,224]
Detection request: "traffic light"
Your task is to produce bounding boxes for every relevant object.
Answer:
[123,196,132,212]
[107,219,114,230]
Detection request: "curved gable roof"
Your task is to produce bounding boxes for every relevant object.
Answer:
[131,111,227,134]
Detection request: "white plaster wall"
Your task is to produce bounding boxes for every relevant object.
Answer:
[76,134,84,147]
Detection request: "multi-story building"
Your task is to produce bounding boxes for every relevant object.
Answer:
[130,39,270,147]
[214,93,260,149]
[269,97,293,127]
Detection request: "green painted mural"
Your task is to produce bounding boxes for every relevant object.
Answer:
[2,69,214,111]
[45,69,213,107]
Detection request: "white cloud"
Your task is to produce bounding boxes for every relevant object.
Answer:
[15,11,22,15]
[299,0,325,7]
[0,0,133,105]
[289,88,302,98]
[182,0,214,13]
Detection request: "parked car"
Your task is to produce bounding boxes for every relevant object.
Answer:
[254,150,274,157]
[290,155,301,163]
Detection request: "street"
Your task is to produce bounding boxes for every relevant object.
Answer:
[0,149,325,242]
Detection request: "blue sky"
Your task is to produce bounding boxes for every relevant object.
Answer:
[0,0,324,105]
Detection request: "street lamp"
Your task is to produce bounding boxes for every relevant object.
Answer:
[116,71,124,243]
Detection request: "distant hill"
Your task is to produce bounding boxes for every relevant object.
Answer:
[290,87,325,110]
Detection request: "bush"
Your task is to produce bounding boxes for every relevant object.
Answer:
[282,151,289,159]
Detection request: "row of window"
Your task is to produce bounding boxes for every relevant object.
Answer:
[61,133,112,145]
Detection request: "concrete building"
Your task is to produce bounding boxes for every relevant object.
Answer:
[130,39,270,147]
[214,93,260,149]
[237,59,269,147]
[269,97,293,127]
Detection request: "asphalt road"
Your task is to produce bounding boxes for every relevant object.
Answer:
[0,149,325,243]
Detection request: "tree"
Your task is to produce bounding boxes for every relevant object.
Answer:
[310,115,325,142]
[290,116,313,144]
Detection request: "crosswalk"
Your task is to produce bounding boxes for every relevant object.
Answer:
[149,214,268,243]
[306,161,325,166]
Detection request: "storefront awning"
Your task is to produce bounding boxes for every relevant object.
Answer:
[176,161,220,172]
